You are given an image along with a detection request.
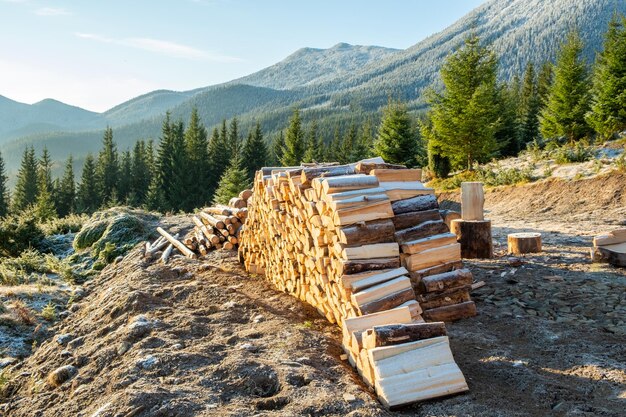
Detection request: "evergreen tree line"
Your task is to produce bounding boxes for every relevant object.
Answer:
[1,15,625,219]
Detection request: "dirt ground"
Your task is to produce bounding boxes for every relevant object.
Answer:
[1,174,625,417]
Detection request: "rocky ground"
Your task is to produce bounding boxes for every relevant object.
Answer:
[1,173,625,417]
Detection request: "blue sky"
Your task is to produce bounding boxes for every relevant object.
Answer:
[0,0,485,112]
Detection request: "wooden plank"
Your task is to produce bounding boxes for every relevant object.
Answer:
[368,336,448,362]
[371,168,422,182]
[333,200,395,226]
[371,339,454,380]
[350,267,409,293]
[351,276,412,306]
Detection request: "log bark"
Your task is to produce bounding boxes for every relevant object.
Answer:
[392,209,441,230]
[439,210,461,229]
[419,269,473,293]
[199,212,226,229]
[391,194,439,215]
[409,261,463,283]
[394,220,450,244]
[460,182,484,221]
[450,219,493,259]
[422,301,477,322]
[300,164,357,186]
[417,286,472,310]
[507,232,542,255]
[358,287,416,315]
[337,219,396,246]
[363,322,447,349]
[338,257,400,275]
[157,227,197,259]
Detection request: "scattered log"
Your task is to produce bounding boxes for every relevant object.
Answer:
[450,219,493,259]
[507,232,542,255]
[591,243,626,267]
[199,212,226,229]
[419,269,473,293]
[157,227,197,259]
[160,243,174,264]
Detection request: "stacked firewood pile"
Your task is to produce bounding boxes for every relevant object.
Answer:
[145,190,252,263]
[238,158,477,407]
[591,228,626,267]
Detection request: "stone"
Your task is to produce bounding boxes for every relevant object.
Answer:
[56,334,73,346]
[136,355,159,369]
[0,357,18,369]
[47,365,77,387]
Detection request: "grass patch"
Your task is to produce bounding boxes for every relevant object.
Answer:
[429,163,534,190]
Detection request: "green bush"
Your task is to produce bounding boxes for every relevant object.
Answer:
[0,249,51,286]
[615,151,626,173]
[0,211,44,257]
[475,164,534,186]
[552,141,593,164]
[40,214,88,236]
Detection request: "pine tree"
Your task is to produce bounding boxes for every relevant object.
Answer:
[587,14,626,139]
[96,127,119,205]
[518,62,541,145]
[422,34,500,170]
[536,62,553,107]
[0,151,9,217]
[168,120,189,212]
[281,108,305,166]
[241,122,268,180]
[213,154,251,205]
[340,123,358,163]
[496,82,522,157]
[374,100,419,167]
[539,31,592,142]
[56,155,76,217]
[129,140,151,206]
[228,117,240,158]
[184,108,210,209]
[77,154,99,213]
[326,125,343,162]
[117,150,132,204]
[359,118,375,159]
[38,147,54,192]
[12,147,39,212]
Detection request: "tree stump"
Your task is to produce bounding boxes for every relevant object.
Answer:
[591,243,626,267]
[450,219,492,259]
[507,232,542,255]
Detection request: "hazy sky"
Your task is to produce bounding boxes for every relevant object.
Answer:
[0,0,485,112]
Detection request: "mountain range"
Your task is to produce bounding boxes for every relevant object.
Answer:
[1,0,625,179]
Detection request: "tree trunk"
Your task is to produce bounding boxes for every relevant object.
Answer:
[507,232,542,255]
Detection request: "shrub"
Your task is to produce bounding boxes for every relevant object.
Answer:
[12,300,35,325]
[40,214,88,236]
[0,249,50,286]
[552,141,593,164]
[0,211,44,257]
[616,151,626,173]
[40,302,56,322]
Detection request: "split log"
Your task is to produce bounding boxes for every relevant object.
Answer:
[349,267,409,293]
[591,242,626,267]
[450,219,493,259]
[419,269,473,293]
[391,194,438,215]
[403,244,461,272]
[321,174,379,195]
[358,287,416,315]
[157,227,197,259]
[422,301,477,322]
[160,243,174,264]
[355,161,406,174]
[337,219,396,246]
[363,322,447,349]
[333,200,395,226]
[394,221,450,244]
[337,257,401,275]
[371,168,422,182]
[341,243,399,260]
[351,276,412,306]
[460,182,484,221]
[507,232,542,255]
[439,210,461,229]
[593,228,626,246]
[301,164,357,186]
[417,286,472,309]
[392,209,441,230]
[400,233,457,254]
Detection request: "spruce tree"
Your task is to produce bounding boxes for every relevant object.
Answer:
[207,127,225,198]
[34,147,57,220]
[496,82,522,157]
[423,34,500,170]
[539,31,592,142]
[518,62,541,145]
[374,100,419,167]
[96,127,119,205]
[340,123,357,163]
[12,147,39,212]
[130,140,151,206]
[213,154,251,205]
[241,122,268,180]
[184,108,210,209]
[303,120,322,163]
[147,114,174,212]
[168,120,189,212]
[228,117,240,158]
[326,125,343,162]
[281,108,305,166]
[117,150,132,204]
[0,151,9,217]
[270,131,285,166]
[359,118,375,159]
[537,62,554,107]
[77,154,99,213]
[587,14,626,139]
[56,155,76,217]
